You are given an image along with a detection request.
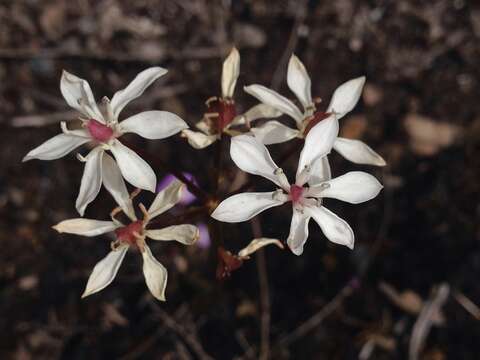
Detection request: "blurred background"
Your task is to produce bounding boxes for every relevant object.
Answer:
[1,0,479,359]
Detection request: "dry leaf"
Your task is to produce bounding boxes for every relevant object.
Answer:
[102,303,129,328]
[40,2,66,40]
[379,282,444,325]
[236,300,257,317]
[216,247,243,280]
[363,84,383,106]
[404,114,462,156]
[339,115,368,139]
[18,275,38,291]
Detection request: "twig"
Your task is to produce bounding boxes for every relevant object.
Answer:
[10,84,189,128]
[409,284,450,360]
[251,217,270,360]
[270,0,308,91]
[11,110,78,127]
[453,291,480,320]
[150,302,214,360]
[274,280,355,350]
[0,46,228,63]
[235,330,257,360]
[119,306,188,360]
[359,168,394,278]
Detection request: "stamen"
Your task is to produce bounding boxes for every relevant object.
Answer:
[296,165,311,186]
[205,96,218,106]
[110,239,122,251]
[102,96,115,124]
[274,167,291,191]
[60,121,70,135]
[138,203,150,224]
[130,188,141,200]
[76,153,87,162]
[272,189,288,202]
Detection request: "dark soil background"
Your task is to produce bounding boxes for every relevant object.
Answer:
[1,0,480,359]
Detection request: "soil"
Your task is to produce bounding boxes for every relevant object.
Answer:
[1,1,479,359]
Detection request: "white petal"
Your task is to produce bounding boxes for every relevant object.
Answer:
[326,76,365,119]
[119,111,188,139]
[238,238,284,258]
[142,245,168,301]
[146,224,199,245]
[287,209,311,256]
[111,67,168,119]
[308,156,332,186]
[109,139,157,192]
[82,247,128,298]
[333,137,386,166]
[221,47,240,98]
[181,129,217,149]
[297,115,339,176]
[60,70,103,120]
[211,191,285,223]
[102,153,136,220]
[76,147,104,216]
[309,171,383,204]
[230,134,283,187]
[148,179,184,218]
[244,84,303,123]
[251,120,300,145]
[53,218,119,236]
[22,133,91,162]
[230,103,283,127]
[306,206,354,249]
[244,103,284,123]
[287,54,313,109]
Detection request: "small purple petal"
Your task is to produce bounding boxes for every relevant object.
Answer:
[157,172,197,205]
[196,223,211,249]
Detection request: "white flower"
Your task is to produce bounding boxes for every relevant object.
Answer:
[53,179,199,301]
[211,132,383,255]
[244,54,386,166]
[23,68,188,215]
[182,47,283,149]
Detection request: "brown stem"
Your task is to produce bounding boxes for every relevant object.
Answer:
[251,217,270,360]
[273,281,355,351]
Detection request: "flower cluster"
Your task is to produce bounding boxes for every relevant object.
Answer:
[23,48,384,300]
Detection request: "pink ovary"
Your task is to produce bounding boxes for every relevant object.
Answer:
[289,185,305,204]
[114,220,143,247]
[87,119,114,142]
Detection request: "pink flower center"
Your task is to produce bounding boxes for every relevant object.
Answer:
[87,119,114,142]
[289,185,304,204]
[207,98,237,133]
[114,220,143,247]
